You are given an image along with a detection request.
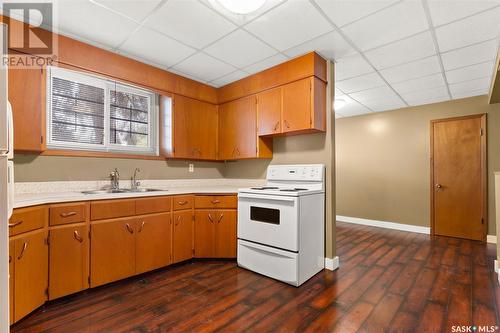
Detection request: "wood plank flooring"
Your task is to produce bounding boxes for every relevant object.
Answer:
[11,222,500,333]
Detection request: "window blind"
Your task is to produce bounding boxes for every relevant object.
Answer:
[110,89,149,147]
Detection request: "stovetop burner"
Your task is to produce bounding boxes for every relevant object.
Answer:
[250,186,279,190]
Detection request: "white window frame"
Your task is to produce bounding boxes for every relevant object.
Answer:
[46,66,159,156]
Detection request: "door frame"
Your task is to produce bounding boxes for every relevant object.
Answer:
[430,113,487,241]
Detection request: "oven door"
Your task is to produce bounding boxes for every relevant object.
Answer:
[238,193,299,252]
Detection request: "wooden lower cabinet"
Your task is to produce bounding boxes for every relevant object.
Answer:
[194,210,237,258]
[13,230,48,323]
[136,213,172,274]
[172,211,193,263]
[9,240,14,325]
[90,218,136,287]
[49,225,89,300]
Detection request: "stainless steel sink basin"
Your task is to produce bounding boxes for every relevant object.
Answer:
[81,188,164,194]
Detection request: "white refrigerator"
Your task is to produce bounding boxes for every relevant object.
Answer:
[0,23,14,332]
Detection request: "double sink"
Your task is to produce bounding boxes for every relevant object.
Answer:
[81,188,164,195]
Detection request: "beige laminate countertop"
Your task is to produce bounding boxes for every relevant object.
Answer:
[13,186,243,209]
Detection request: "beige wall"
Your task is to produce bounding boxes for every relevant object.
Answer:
[13,155,224,182]
[336,95,500,235]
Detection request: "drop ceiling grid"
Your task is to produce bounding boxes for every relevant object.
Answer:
[40,0,500,116]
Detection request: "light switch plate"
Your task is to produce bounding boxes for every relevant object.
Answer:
[189,164,194,173]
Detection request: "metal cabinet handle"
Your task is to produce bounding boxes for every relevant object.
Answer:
[436,184,443,189]
[73,230,83,243]
[18,242,27,260]
[9,255,12,264]
[208,214,214,223]
[60,211,77,218]
[175,215,182,226]
[138,221,145,233]
[125,223,134,234]
[9,220,23,228]
[211,199,220,204]
[273,121,280,131]
[284,120,290,129]
[235,148,240,156]
[218,214,224,223]
[192,148,201,156]
[178,201,188,206]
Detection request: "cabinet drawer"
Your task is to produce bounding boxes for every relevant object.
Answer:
[195,195,237,209]
[136,196,171,215]
[172,195,193,211]
[9,205,47,236]
[91,199,135,221]
[50,203,86,226]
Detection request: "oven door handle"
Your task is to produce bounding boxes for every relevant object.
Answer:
[237,193,296,202]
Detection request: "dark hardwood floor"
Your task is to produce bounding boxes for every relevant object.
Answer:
[11,222,500,333]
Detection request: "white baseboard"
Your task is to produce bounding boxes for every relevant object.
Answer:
[487,235,497,244]
[325,256,339,271]
[337,215,430,234]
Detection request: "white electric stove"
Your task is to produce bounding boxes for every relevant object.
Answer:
[237,164,325,287]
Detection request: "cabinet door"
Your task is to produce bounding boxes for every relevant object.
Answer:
[9,240,14,325]
[257,87,282,136]
[282,77,312,133]
[215,210,237,258]
[49,225,89,300]
[173,95,218,160]
[172,211,193,263]
[136,213,172,274]
[90,218,136,287]
[218,96,257,160]
[9,67,44,152]
[194,211,216,258]
[14,230,48,322]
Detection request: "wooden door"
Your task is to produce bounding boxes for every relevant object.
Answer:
[9,67,45,152]
[172,211,193,263]
[194,211,216,258]
[282,78,311,133]
[136,213,172,274]
[257,87,282,136]
[431,114,486,241]
[9,239,14,324]
[173,95,218,160]
[49,225,89,300]
[90,218,136,287]
[218,96,257,160]
[215,210,237,258]
[14,230,48,322]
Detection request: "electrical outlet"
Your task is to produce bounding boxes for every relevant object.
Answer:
[189,164,194,173]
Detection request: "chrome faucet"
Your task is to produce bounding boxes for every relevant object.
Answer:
[110,168,120,190]
[131,168,141,190]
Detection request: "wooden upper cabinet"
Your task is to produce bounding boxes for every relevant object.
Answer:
[257,87,282,136]
[49,225,89,300]
[9,67,45,152]
[172,211,193,263]
[219,96,272,160]
[13,230,48,322]
[171,95,218,160]
[281,77,325,134]
[135,213,172,274]
[90,218,136,287]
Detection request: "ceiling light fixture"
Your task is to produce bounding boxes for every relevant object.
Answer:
[334,99,347,110]
[213,0,267,15]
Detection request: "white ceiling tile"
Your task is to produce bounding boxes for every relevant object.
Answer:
[243,53,288,74]
[452,88,490,99]
[92,0,161,22]
[335,88,345,97]
[362,97,406,112]
[245,0,332,51]
[315,0,398,27]
[441,39,498,70]
[349,85,400,104]
[167,68,208,84]
[427,0,500,27]
[400,85,449,102]
[144,0,236,49]
[56,0,138,48]
[209,70,249,87]
[204,30,276,68]
[336,72,386,93]
[284,30,356,60]
[364,31,436,69]
[335,53,374,81]
[379,56,442,83]
[171,53,235,82]
[392,73,446,95]
[434,6,500,52]
[449,77,492,95]
[335,95,372,117]
[340,1,428,51]
[118,27,196,68]
[445,61,495,84]
[406,95,450,106]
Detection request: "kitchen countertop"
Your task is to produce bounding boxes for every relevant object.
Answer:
[13,179,265,209]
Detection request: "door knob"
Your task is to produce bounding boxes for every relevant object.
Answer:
[435,184,443,189]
